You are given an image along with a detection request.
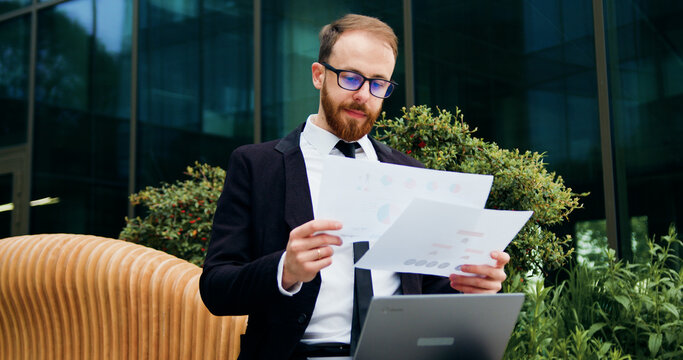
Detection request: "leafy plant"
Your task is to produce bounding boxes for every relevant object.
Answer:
[504,226,682,359]
[375,105,586,277]
[119,162,225,266]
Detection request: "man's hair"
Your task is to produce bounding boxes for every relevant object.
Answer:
[318,14,398,63]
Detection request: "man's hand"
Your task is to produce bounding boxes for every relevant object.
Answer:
[448,251,510,294]
[282,219,343,290]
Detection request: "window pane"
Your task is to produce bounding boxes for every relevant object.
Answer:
[413,0,604,244]
[605,1,683,259]
[575,219,609,266]
[260,0,405,141]
[32,0,132,237]
[0,173,11,238]
[575,216,650,265]
[0,0,31,14]
[0,15,29,148]
[137,0,253,187]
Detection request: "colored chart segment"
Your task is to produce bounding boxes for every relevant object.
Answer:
[377,203,399,225]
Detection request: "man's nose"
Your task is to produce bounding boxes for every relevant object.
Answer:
[352,80,371,103]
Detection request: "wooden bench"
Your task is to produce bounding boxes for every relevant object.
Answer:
[0,234,247,359]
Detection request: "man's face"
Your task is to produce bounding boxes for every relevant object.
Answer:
[313,30,396,142]
[320,78,380,142]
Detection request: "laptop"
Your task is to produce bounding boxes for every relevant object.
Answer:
[309,293,524,360]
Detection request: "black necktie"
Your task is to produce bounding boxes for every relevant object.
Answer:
[334,140,360,159]
[334,140,373,353]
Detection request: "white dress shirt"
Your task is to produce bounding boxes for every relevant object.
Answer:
[276,115,401,344]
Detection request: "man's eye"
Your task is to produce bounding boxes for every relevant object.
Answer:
[343,75,361,84]
[371,81,387,90]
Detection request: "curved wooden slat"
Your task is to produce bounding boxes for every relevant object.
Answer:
[0,234,248,359]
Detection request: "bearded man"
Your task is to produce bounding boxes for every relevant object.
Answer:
[200,14,510,360]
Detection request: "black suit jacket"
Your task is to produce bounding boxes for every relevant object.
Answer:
[200,123,455,359]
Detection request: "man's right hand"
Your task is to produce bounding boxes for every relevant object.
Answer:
[281,219,343,290]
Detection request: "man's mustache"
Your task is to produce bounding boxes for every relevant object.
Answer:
[344,102,368,114]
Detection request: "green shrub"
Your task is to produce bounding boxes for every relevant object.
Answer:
[119,162,225,266]
[375,105,586,277]
[504,226,682,359]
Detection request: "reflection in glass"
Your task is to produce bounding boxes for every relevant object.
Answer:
[32,0,132,237]
[605,1,683,258]
[0,0,31,14]
[414,0,603,248]
[137,0,253,187]
[575,216,649,266]
[0,173,11,238]
[0,16,29,148]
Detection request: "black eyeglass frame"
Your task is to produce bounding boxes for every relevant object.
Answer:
[320,62,398,99]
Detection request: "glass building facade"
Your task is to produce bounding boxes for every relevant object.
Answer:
[0,0,681,262]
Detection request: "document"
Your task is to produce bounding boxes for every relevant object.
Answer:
[316,156,494,242]
[354,198,533,277]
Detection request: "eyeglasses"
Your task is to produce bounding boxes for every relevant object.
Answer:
[321,62,398,99]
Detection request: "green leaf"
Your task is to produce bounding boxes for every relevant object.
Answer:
[662,303,679,318]
[648,333,662,357]
[597,341,612,356]
[613,295,630,309]
[585,322,606,337]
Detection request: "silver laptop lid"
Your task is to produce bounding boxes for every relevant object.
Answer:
[353,293,524,360]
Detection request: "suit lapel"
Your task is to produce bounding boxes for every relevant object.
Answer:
[275,123,323,304]
[275,123,315,230]
[370,136,402,165]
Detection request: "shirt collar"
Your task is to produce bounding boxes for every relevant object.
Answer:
[302,115,376,159]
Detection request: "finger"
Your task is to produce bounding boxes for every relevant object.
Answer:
[289,234,342,253]
[491,251,511,268]
[305,246,335,262]
[450,282,499,294]
[459,264,507,282]
[284,247,335,284]
[306,256,334,273]
[449,274,502,293]
[290,219,342,239]
[310,233,343,247]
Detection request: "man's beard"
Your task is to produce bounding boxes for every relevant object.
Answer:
[321,83,381,142]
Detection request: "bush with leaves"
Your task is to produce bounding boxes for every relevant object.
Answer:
[504,226,682,359]
[375,105,585,276]
[119,162,225,266]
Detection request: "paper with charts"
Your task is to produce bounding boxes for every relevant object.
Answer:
[315,156,494,242]
[354,198,533,277]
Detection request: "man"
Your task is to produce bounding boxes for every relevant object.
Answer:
[200,14,509,360]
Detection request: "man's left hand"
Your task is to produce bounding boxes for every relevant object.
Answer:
[448,251,510,294]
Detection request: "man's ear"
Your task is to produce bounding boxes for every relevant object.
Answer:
[312,62,325,90]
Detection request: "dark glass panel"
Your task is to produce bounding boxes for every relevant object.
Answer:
[0,0,31,14]
[137,0,253,187]
[0,15,29,148]
[30,175,128,236]
[32,0,131,238]
[137,122,246,186]
[413,1,603,244]
[605,0,683,259]
[261,0,405,141]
